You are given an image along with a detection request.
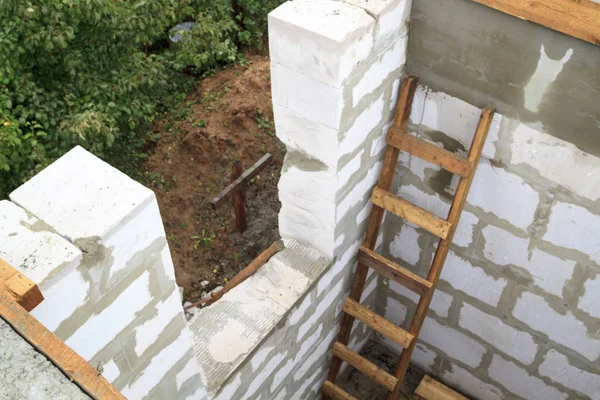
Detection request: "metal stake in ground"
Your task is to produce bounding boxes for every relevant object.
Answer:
[231,161,247,233]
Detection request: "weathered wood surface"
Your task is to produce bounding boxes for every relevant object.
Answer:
[387,128,472,177]
[414,375,469,400]
[371,186,452,239]
[471,0,600,46]
[343,298,414,348]
[0,258,43,311]
[332,342,398,391]
[357,247,432,297]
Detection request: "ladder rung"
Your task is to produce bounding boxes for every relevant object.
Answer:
[358,246,432,296]
[332,342,398,391]
[343,298,414,348]
[371,186,451,239]
[322,380,358,400]
[387,127,472,177]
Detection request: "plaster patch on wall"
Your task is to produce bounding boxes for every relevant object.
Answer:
[524,44,573,113]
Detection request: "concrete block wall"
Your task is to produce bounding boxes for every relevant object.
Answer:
[269,0,410,395]
[179,1,412,398]
[0,146,203,400]
[375,85,600,400]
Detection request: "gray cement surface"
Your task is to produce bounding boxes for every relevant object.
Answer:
[337,340,424,400]
[0,319,90,400]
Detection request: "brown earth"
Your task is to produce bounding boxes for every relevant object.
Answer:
[145,55,284,302]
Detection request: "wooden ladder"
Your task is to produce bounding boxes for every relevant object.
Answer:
[322,75,495,400]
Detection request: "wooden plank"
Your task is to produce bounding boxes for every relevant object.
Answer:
[0,288,125,399]
[231,161,247,232]
[333,342,398,391]
[471,0,600,46]
[371,187,451,239]
[0,258,43,312]
[386,108,495,400]
[387,128,472,177]
[357,247,432,297]
[324,76,419,395]
[414,375,469,400]
[211,153,272,208]
[343,298,414,348]
[322,380,359,400]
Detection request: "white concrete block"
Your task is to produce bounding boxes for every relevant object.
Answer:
[176,357,201,390]
[338,149,364,188]
[30,269,90,332]
[66,271,153,360]
[352,36,407,107]
[579,274,600,319]
[441,251,507,307]
[287,291,313,326]
[389,224,421,266]
[336,160,382,222]
[270,358,295,393]
[103,198,166,281]
[250,344,275,372]
[355,201,372,225]
[279,167,336,258]
[390,279,420,303]
[273,105,338,169]
[134,289,183,356]
[271,62,344,130]
[430,290,453,318]
[459,303,537,365]
[483,225,575,296]
[339,94,385,157]
[411,343,437,373]
[443,363,504,400]
[10,146,154,243]
[0,200,82,287]
[488,354,567,400]
[539,349,600,399]
[268,0,374,86]
[398,150,439,181]
[384,297,408,326]
[101,359,120,383]
[344,0,412,51]
[419,317,486,368]
[513,292,600,361]
[121,329,195,399]
[370,122,390,157]
[398,183,449,218]
[415,87,502,160]
[511,122,600,202]
[454,211,478,248]
[317,238,360,295]
[468,160,539,230]
[544,202,600,265]
[293,329,337,381]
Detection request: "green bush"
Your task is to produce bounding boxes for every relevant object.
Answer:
[0,0,284,198]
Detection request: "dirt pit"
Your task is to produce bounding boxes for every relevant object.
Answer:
[146,55,284,302]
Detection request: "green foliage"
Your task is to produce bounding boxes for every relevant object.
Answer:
[0,0,284,198]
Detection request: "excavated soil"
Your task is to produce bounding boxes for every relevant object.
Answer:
[146,55,284,302]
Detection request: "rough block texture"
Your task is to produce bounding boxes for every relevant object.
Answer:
[0,319,90,400]
[3,146,202,399]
